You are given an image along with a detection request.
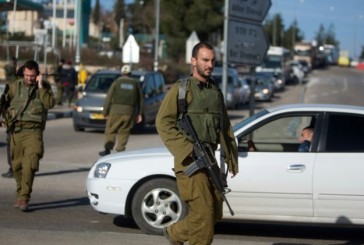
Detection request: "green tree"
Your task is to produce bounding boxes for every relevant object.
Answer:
[360,46,364,60]
[283,19,304,50]
[315,23,339,46]
[160,0,224,62]
[264,13,285,46]
[92,0,101,25]
[114,0,126,28]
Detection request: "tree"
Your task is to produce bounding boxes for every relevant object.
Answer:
[264,13,285,47]
[315,24,339,46]
[283,19,304,50]
[160,0,224,62]
[114,0,126,28]
[92,0,101,25]
[360,46,364,60]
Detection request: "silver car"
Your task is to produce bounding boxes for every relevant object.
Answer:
[73,69,166,132]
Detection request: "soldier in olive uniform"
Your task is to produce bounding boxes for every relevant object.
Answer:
[99,65,144,156]
[156,42,238,244]
[3,60,55,211]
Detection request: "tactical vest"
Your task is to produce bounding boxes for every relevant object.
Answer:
[111,77,139,106]
[178,78,222,144]
[7,80,47,124]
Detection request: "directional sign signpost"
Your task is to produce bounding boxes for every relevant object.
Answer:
[226,0,271,65]
[227,20,268,66]
[222,0,271,116]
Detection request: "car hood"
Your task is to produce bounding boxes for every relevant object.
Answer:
[77,94,105,107]
[91,147,175,180]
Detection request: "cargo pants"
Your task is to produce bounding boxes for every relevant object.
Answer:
[104,114,134,152]
[10,130,44,201]
[169,170,223,245]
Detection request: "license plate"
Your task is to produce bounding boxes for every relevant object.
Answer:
[90,113,105,120]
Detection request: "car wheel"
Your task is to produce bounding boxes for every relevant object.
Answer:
[131,178,188,235]
[73,124,85,132]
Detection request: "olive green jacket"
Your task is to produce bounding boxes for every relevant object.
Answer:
[6,79,55,130]
[156,76,238,174]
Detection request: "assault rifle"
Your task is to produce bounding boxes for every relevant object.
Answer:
[0,84,9,117]
[177,114,234,216]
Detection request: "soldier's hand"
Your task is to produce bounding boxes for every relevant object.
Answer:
[136,114,142,124]
[36,74,43,88]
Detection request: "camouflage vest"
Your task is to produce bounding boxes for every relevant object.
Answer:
[7,80,47,125]
[178,77,222,144]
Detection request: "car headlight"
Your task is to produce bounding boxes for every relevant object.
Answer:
[262,88,269,94]
[76,106,83,113]
[94,162,111,178]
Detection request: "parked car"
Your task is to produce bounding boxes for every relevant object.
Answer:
[73,69,165,132]
[86,104,364,235]
[254,70,285,91]
[286,60,305,84]
[211,66,251,109]
[244,74,275,101]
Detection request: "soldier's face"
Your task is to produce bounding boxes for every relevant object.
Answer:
[23,68,37,86]
[192,47,215,81]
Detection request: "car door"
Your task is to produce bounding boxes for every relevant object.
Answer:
[142,73,156,124]
[313,112,364,222]
[228,114,318,221]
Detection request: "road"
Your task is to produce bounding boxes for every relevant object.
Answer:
[0,67,364,245]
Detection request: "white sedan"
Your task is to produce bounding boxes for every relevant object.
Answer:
[86,104,364,235]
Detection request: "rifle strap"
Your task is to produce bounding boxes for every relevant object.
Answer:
[178,77,188,115]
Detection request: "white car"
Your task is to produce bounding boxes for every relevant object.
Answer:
[86,104,364,235]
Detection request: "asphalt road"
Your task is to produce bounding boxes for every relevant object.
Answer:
[0,66,364,245]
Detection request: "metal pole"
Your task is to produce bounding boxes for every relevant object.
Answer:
[52,0,56,48]
[222,0,229,100]
[153,0,160,71]
[62,0,68,48]
[12,0,17,34]
[75,0,82,70]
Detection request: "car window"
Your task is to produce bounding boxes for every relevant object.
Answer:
[143,74,155,98]
[237,115,315,152]
[154,74,164,94]
[85,74,120,93]
[325,113,364,152]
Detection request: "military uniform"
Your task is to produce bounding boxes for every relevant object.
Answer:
[102,76,144,153]
[156,76,238,245]
[5,79,55,208]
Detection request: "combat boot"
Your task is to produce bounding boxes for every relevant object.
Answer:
[162,227,183,245]
[99,149,111,156]
[1,169,14,178]
[18,200,29,212]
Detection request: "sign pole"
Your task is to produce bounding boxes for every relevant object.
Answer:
[222,0,229,100]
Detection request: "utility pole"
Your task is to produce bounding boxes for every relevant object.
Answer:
[153,0,160,71]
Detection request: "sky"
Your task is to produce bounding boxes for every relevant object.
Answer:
[92,0,364,59]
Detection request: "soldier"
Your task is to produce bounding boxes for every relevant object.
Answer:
[3,60,55,211]
[99,65,144,156]
[156,42,238,244]
[55,58,65,105]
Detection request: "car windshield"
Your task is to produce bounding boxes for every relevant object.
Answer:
[233,109,269,132]
[85,73,120,93]
[130,73,146,86]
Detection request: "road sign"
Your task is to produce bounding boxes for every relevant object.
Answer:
[227,20,269,66]
[185,31,200,64]
[229,0,271,23]
[122,34,140,64]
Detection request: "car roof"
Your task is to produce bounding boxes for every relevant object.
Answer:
[93,69,160,76]
[266,104,364,115]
